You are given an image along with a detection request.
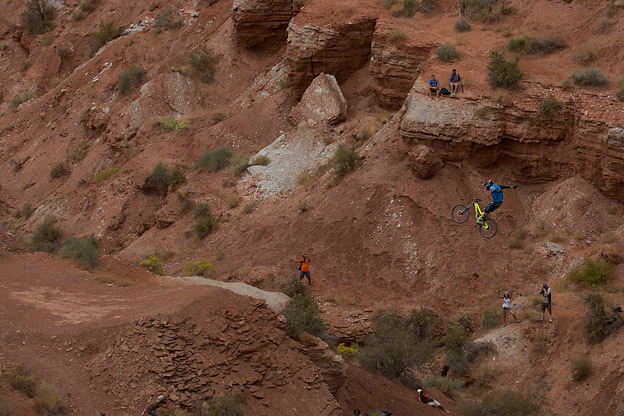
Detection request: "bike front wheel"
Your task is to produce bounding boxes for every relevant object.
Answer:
[479,218,498,238]
[451,204,470,224]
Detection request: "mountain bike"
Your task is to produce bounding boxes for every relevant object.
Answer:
[451,199,498,238]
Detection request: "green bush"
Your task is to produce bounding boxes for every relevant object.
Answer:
[189,47,218,83]
[392,0,417,17]
[21,0,56,35]
[571,68,608,87]
[539,96,561,118]
[617,79,624,101]
[60,235,99,270]
[72,140,89,162]
[568,258,615,287]
[242,201,255,214]
[280,276,309,297]
[425,375,464,399]
[3,359,37,397]
[436,44,459,62]
[138,255,164,275]
[117,65,145,95]
[158,116,190,133]
[193,203,218,239]
[31,216,62,253]
[582,292,622,344]
[89,21,121,57]
[154,6,182,32]
[9,90,37,111]
[227,193,239,209]
[509,226,528,248]
[507,35,566,55]
[481,306,501,329]
[79,0,99,12]
[331,143,360,178]
[195,146,233,172]
[571,355,592,381]
[183,259,216,277]
[34,382,67,415]
[200,393,245,416]
[459,389,542,416]
[454,18,471,32]
[575,43,596,65]
[50,162,69,178]
[145,163,185,193]
[487,50,523,89]
[283,294,325,338]
[406,307,437,340]
[388,28,406,41]
[250,155,270,166]
[94,167,119,183]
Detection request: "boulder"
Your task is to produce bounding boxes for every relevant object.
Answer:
[289,73,347,125]
[407,145,442,179]
[232,0,293,47]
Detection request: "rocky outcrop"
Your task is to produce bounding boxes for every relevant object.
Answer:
[232,0,293,47]
[407,145,443,179]
[286,16,377,97]
[369,28,434,110]
[400,85,624,199]
[288,73,347,125]
[298,333,347,394]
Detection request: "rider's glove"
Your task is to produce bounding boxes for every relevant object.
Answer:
[512,185,518,189]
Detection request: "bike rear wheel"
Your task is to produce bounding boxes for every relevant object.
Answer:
[451,204,470,224]
[479,218,498,238]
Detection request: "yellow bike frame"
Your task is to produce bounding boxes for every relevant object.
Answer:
[473,201,490,230]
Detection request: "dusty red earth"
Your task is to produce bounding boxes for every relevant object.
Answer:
[1,0,623,414]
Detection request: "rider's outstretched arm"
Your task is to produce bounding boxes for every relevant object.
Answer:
[500,185,519,189]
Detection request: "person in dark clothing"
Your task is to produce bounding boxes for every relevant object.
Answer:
[299,253,311,285]
[448,69,462,96]
[539,283,553,322]
[146,395,168,416]
[477,179,518,224]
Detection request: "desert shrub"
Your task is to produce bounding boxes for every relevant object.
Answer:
[507,35,566,55]
[459,0,505,23]
[211,112,226,123]
[117,65,145,95]
[539,96,561,118]
[250,155,270,166]
[331,143,360,178]
[154,6,182,32]
[94,167,119,183]
[89,21,121,57]
[57,47,71,61]
[509,226,528,248]
[80,0,98,12]
[283,294,325,338]
[571,68,608,87]
[229,153,251,176]
[425,375,464,399]
[388,28,406,41]
[193,203,218,239]
[298,199,309,212]
[3,359,37,397]
[145,163,168,192]
[200,393,245,416]
[444,314,472,375]
[337,343,360,361]
[392,0,417,17]
[195,146,233,172]
[281,276,309,297]
[436,44,459,62]
[227,193,239,209]
[194,202,211,218]
[455,18,471,32]
[184,258,216,277]
[481,306,501,329]
[34,382,67,415]
[487,50,522,89]
[575,43,596,65]
[9,90,37,111]
[159,116,190,133]
[458,389,542,416]
[60,235,99,269]
[297,169,317,188]
[31,216,62,253]
[50,162,69,178]
[72,140,89,162]
[242,201,255,214]
[21,0,56,35]
[617,79,624,101]
[568,258,615,287]
[582,292,623,344]
[189,47,218,83]
[138,255,164,275]
[570,355,592,381]
[406,307,437,340]
[474,364,501,388]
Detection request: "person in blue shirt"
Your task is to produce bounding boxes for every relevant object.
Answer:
[428,74,440,100]
[478,179,518,224]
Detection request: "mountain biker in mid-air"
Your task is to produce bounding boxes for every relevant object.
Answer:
[477,180,518,224]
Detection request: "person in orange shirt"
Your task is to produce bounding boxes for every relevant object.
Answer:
[299,253,311,285]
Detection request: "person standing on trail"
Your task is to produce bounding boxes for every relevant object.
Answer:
[299,253,311,285]
[146,395,169,416]
[498,289,520,326]
[539,283,553,322]
[417,389,450,413]
[477,179,518,224]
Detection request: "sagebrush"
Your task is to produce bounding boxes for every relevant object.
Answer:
[60,235,99,269]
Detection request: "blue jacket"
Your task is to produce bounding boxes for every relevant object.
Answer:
[490,184,512,202]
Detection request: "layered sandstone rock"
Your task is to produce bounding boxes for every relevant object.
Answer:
[369,28,434,110]
[298,333,347,394]
[232,0,293,47]
[286,16,377,97]
[288,73,347,125]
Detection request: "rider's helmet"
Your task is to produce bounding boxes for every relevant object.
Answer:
[484,179,493,190]
[157,395,166,403]
[417,389,422,394]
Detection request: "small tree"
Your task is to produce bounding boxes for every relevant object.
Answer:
[189,47,219,83]
[282,295,325,338]
[487,50,523,89]
[21,0,55,35]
